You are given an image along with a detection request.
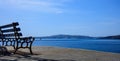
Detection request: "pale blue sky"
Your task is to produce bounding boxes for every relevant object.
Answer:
[0,0,120,37]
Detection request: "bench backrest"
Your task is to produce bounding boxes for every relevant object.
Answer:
[0,22,22,39]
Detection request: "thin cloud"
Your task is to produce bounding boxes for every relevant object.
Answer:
[0,0,72,14]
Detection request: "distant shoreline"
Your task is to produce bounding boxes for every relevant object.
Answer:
[35,34,120,40]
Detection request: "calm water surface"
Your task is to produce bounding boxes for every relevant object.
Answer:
[33,39,120,53]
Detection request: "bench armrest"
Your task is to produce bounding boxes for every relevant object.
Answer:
[16,36,35,48]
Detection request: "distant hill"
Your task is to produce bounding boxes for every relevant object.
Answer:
[98,35,120,39]
[38,34,93,39]
[35,34,120,40]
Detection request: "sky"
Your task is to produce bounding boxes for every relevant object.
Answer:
[0,0,120,37]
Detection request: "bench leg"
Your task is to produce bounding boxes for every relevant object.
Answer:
[14,47,18,54]
[29,47,33,54]
[14,48,18,54]
[12,45,15,49]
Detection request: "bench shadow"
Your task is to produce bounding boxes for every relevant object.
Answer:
[0,46,11,56]
[0,47,76,61]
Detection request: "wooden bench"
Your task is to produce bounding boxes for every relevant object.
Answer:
[0,22,35,54]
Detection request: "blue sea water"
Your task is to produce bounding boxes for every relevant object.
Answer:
[33,39,120,53]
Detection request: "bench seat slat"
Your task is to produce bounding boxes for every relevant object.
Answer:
[1,28,21,33]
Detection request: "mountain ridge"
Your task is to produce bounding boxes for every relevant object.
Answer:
[98,35,120,39]
[35,34,120,39]
[39,34,93,39]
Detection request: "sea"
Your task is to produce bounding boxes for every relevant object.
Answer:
[33,39,120,53]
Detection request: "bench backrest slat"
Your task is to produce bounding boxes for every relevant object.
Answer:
[0,22,22,39]
[0,22,19,28]
[3,33,22,37]
[1,28,21,33]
